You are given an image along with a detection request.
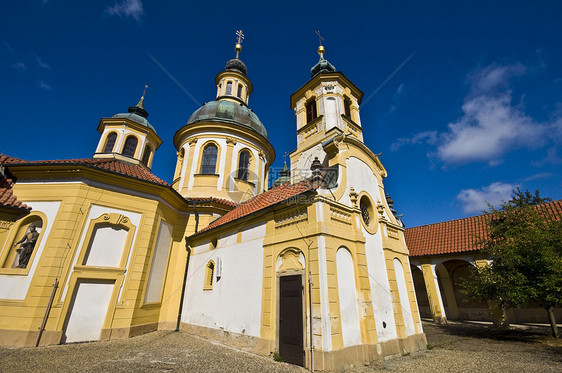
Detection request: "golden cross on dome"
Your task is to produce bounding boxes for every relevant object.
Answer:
[315,30,325,58]
[235,30,244,58]
[315,30,324,46]
[236,30,244,45]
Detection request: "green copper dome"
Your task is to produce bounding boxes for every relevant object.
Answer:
[187,100,268,139]
[311,57,336,77]
[112,95,156,133]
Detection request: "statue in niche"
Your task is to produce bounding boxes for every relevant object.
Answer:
[13,224,39,268]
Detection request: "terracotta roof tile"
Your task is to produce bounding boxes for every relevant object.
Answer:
[0,155,30,211]
[185,197,238,208]
[0,177,31,211]
[405,200,562,257]
[4,158,169,186]
[193,179,316,236]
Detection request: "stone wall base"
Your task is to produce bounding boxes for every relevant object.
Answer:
[100,322,158,341]
[0,329,63,347]
[309,333,427,371]
[0,322,158,347]
[177,322,273,356]
[177,322,427,371]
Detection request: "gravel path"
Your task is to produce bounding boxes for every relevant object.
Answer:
[0,322,560,372]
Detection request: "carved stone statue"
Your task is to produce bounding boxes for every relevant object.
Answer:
[14,224,39,268]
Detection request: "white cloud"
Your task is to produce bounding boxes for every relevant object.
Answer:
[533,147,562,166]
[391,130,437,151]
[106,0,144,21]
[12,62,26,70]
[39,80,52,90]
[35,55,50,69]
[468,63,526,94]
[392,62,559,166]
[523,172,552,182]
[457,182,516,213]
[436,93,544,165]
[3,41,14,53]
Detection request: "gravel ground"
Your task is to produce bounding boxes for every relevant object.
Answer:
[0,322,560,372]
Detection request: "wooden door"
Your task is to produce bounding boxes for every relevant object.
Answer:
[278,275,304,366]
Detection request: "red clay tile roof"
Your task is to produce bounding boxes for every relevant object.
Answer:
[405,200,562,257]
[0,177,31,211]
[0,155,30,211]
[0,155,24,165]
[4,158,169,186]
[185,197,238,208]
[192,179,316,236]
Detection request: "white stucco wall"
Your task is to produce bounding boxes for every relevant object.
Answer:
[64,280,114,342]
[393,258,416,336]
[181,227,265,337]
[362,225,397,341]
[0,201,61,300]
[336,247,362,347]
[338,156,397,341]
[83,225,128,267]
[144,221,173,303]
[316,235,332,351]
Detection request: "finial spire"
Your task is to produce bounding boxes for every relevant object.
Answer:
[136,84,148,109]
[128,84,149,118]
[235,30,244,59]
[315,30,325,58]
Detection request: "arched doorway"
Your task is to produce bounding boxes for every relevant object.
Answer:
[436,260,490,321]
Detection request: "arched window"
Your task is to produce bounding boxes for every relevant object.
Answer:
[237,150,251,181]
[237,84,243,98]
[200,144,218,174]
[306,98,317,123]
[344,97,352,118]
[204,260,215,290]
[226,82,233,95]
[122,136,138,158]
[103,133,117,153]
[141,145,152,166]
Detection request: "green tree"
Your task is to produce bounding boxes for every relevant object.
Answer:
[463,188,562,338]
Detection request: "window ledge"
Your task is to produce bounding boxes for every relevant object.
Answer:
[234,178,256,187]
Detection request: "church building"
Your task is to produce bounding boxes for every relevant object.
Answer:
[0,38,426,371]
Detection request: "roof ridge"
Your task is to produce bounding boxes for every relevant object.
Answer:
[407,199,562,230]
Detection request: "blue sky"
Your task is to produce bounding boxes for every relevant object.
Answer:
[1,1,561,227]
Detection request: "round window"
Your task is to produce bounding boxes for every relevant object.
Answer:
[359,194,377,234]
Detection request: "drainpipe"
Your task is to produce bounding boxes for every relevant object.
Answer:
[176,201,199,331]
[35,278,59,347]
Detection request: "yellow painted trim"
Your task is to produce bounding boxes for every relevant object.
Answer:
[203,260,215,290]
[75,213,136,269]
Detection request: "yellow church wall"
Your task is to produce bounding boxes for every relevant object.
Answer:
[0,173,195,346]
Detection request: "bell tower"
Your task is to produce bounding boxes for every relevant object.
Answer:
[289,44,364,180]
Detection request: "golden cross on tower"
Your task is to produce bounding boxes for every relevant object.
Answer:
[142,84,148,98]
[235,30,244,58]
[315,30,325,58]
[315,30,324,46]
